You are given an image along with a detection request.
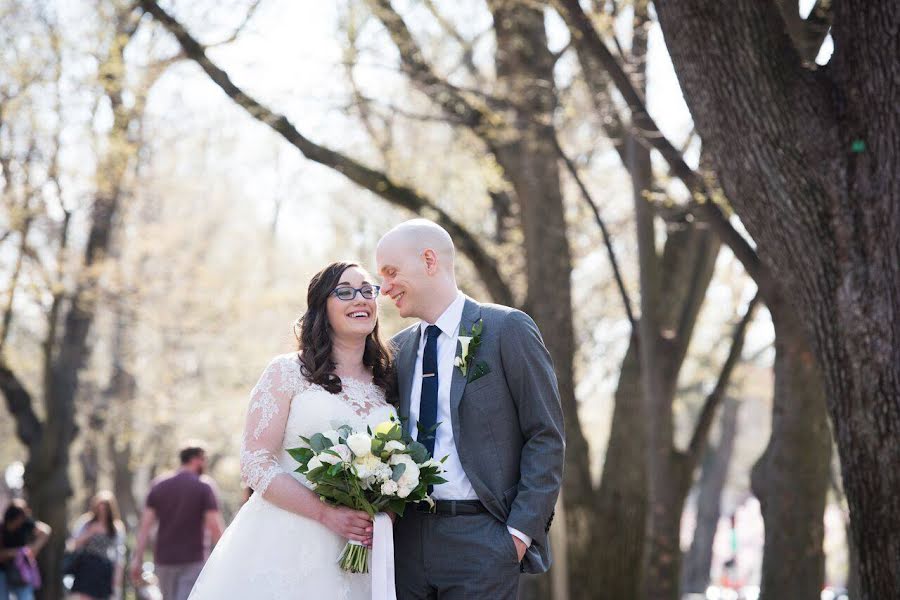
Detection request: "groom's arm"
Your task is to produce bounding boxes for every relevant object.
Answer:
[499,310,565,547]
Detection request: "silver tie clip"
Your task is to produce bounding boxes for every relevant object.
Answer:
[422,373,436,378]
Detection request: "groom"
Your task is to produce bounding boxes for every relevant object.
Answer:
[376,219,565,599]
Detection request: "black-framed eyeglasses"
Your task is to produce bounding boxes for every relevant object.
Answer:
[331,285,381,301]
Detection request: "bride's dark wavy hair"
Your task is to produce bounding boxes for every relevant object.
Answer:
[293,261,394,399]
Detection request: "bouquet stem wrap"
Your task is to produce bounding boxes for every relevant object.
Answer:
[337,513,396,600]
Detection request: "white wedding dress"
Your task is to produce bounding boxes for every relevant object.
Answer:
[188,353,397,600]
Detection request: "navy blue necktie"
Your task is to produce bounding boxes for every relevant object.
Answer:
[418,325,441,459]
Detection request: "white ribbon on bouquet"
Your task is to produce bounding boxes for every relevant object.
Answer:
[371,512,397,600]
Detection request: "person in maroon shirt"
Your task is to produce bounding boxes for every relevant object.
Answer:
[130,445,224,600]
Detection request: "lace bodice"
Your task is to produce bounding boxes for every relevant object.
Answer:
[240,354,396,495]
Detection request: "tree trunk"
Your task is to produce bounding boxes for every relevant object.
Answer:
[23,12,136,596]
[586,343,645,600]
[106,306,140,527]
[652,2,900,596]
[682,396,740,594]
[751,313,830,599]
[79,437,100,507]
[485,3,584,595]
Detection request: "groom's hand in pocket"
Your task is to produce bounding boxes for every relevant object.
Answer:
[512,536,527,562]
[320,506,373,546]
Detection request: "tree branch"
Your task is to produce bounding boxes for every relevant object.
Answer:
[686,292,760,463]
[137,0,515,307]
[553,0,783,304]
[551,132,636,330]
[364,0,499,137]
[206,0,263,48]
[0,362,42,448]
[554,0,704,189]
[421,0,481,79]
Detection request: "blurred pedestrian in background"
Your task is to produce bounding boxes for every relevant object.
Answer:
[67,491,126,600]
[129,444,223,600]
[0,499,51,600]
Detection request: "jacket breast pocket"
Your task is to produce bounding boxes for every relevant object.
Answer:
[464,372,498,395]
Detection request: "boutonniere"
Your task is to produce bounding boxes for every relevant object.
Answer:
[454,319,489,382]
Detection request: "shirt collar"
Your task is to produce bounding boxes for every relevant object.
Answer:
[420,291,466,340]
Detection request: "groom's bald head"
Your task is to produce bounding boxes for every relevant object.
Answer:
[376,219,459,321]
[378,219,456,269]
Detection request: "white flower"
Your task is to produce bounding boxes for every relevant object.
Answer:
[332,444,352,463]
[397,485,412,499]
[389,454,420,492]
[318,451,341,465]
[380,480,399,496]
[458,335,473,359]
[347,432,373,457]
[322,430,341,446]
[421,458,442,470]
[384,441,406,454]
[307,456,323,471]
[353,454,386,480]
[375,463,393,482]
[453,356,462,367]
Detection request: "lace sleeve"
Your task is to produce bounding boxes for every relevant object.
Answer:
[240,355,306,495]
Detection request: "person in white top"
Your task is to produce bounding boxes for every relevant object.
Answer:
[377,219,565,599]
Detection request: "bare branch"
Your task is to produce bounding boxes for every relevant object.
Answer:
[0,362,42,448]
[421,0,481,79]
[206,0,263,48]
[138,0,515,307]
[686,292,761,463]
[553,0,779,304]
[364,0,499,138]
[342,9,394,166]
[551,132,636,330]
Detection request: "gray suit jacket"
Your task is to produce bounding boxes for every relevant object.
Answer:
[391,297,565,574]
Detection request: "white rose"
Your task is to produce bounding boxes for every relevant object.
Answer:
[453,356,463,367]
[307,456,323,471]
[347,433,373,457]
[318,451,341,465]
[397,485,412,499]
[380,480,399,496]
[389,454,421,491]
[421,458,441,469]
[332,444,352,463]
[322,430,341,446]
[384,441,406,454]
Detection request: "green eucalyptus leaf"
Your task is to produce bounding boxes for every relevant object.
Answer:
[406,441,429,463]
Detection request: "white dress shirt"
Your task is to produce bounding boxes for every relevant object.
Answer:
[409,291,531,548]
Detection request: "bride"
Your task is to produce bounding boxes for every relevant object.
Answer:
[188,261,397,599]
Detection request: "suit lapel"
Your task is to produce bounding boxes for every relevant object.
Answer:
[397,326,421,437]
[449,298,482,443]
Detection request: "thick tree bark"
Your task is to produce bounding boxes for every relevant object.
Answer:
[751,313,831,599]
[681,396,739,594]
[652,2,900,597]
[589,342,646,600]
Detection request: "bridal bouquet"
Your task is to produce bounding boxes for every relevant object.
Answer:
[287,417,446,573]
